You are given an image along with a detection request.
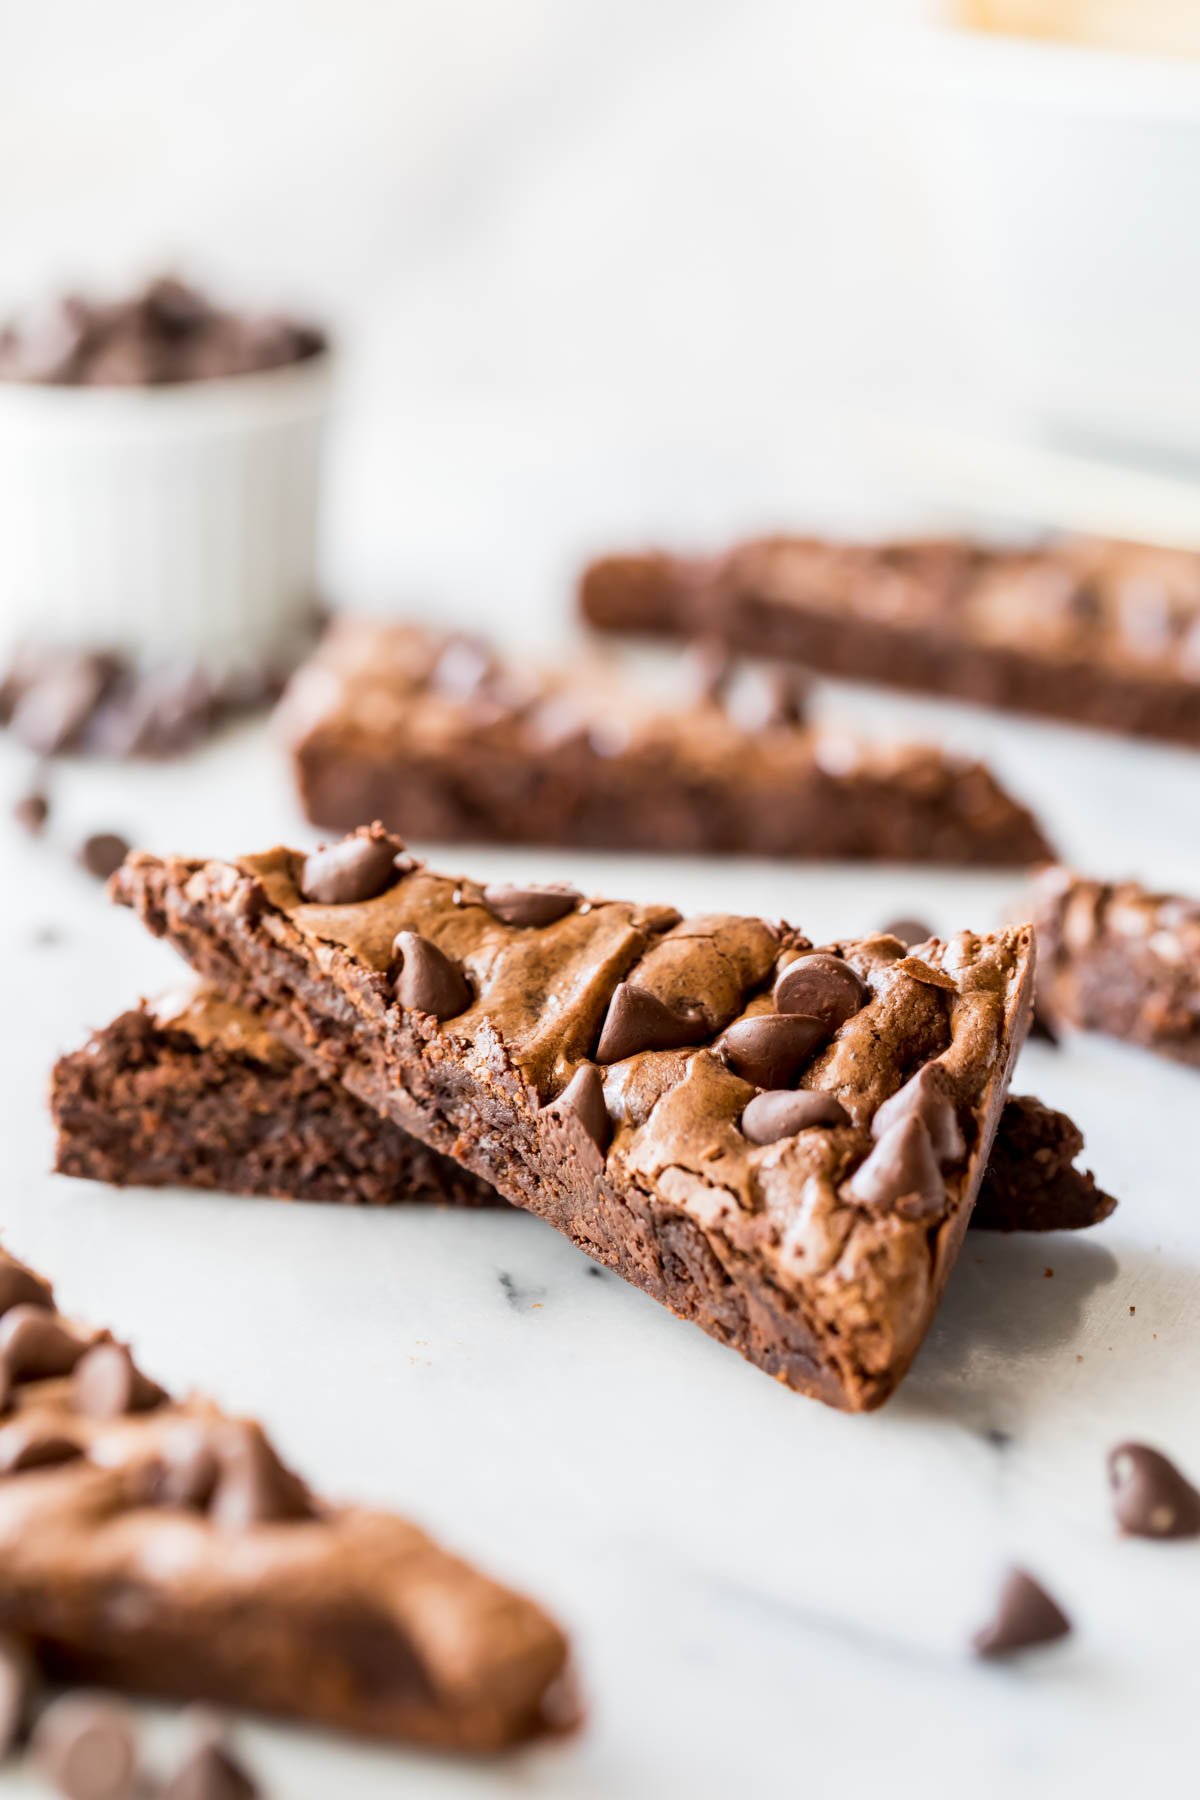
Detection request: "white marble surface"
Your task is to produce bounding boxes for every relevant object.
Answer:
[1,673,1198,1799]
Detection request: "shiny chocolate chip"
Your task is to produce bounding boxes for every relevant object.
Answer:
[300,830,408,905]
[846,1115,945,1220]
[73,1343,167,1421]
[78,832,131,882]
[0,1420,82,1476]
[481,883,581,928]
[163,1735,260,1800]
[972,1567,1071,1658]
[0,1306,94,1381]
[391,931,472,1019]
[773,953,868,1030]
[12,789,49,836]
[1108,1442,1200,1540]
[716,1014,828,1089]
[0,1260,55,1319]
[871,1064,965,1166]
[544,1064,612,1166]
[208,1421,314,1531]
[742,1088,849,1145]
[595,983,707,1064]
[32,1695,138,1800]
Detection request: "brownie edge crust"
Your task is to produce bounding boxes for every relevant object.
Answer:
[113,830,1035,1411]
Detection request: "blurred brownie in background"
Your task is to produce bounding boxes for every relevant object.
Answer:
[281,619,1052,863]
[579,536,1200,747]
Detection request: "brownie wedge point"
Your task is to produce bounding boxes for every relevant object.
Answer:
[0,1243,573,1750]
[52,991,1112,1235]
[113,829,1036,1410]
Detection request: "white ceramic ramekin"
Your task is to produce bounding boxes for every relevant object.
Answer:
[0,354,333,677]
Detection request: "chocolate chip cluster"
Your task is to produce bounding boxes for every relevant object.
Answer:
[0,275,326,388]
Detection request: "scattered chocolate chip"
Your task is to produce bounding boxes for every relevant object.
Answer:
[1108,1442,1200,1540]
[32,1695,138,1800]
[773,953,868,1029]
[971,1567,1071,1658]
[0,1306,95,1380]
[544,1064,612,1165]
[391,931,472,1019]
[595,982,707,1064]
[717,1013,828,1089]
[139,1422,220,1511]
[300,831,407,905]
[73,1343,167,1421]
[871,1063,965,1165]
[12,789,49,835]
[0,1420,82,1475]
[208,1421,314,1531]
[0,1633,36,1757]
[0,1261,55,1318]
[742,1088,849,1145]
[846,1115,945,1219]
[163,1736,260,1800]
[879,917,933,948]
[77,833,131,882]
[481,883,581,928]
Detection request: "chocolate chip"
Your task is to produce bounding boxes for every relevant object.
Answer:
[742,1088,849,1145]
[481,883,581,928]
[0,1634,36,1756]
[300,830,408,905]
[140,1421,220,1510]
[544,1064,612,1166]
[391,931,472,1019]
[595,982,708,1064]
[773,953,868,1030]
[32,1695,138,1800]
[871,1063,965,1165]
[1108,1442,1200,1540]
[972,1567,1071,1658]
[73,1343,167,1421]
[0,1260,55,1318]
[880,917,933,948]
[846,1115,946,1219]
[208,1421,314,1531]
[0,1420,82,1475]
[77,833,131,882]
[164,1737,260,1800]
[0,1306,94,1380]
[12,789,48,835]
[716,1014,828,1089]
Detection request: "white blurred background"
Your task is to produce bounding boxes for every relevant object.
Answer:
[7,0,1199,632]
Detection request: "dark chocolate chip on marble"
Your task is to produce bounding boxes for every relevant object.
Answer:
[391,930,472,1019]
[716,1013,828,1089]
[481,882,581,928]
[1108,1442,1200,1540]
[73,1343,167,1421]
[0,1632,35,1758]
[742,1088,849,1145]
[208,1421,314,1531]
[0,1420,82,1476]
[163,1736,260,1800]
[300,830,408,905]
[871,1063,965,1165]
[77,832,131,882]
[773,953,868,1030]
[0,1261,55,1319]
[971,1567,1071,1658]
[846,1115,945,1219]
[879,917,933,949]
[12,789,49,835]
[32,1694,138,1800]
[544,1064,612,1165]
[0,1306,95,1380]
[595,982,707,1064]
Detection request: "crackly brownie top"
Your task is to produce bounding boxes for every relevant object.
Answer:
[0,1241,570,1731]
[151,828,1033,1380]
[608,535,1200,681]
[279,616,1033,797]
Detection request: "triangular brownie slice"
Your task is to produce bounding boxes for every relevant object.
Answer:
[114,829,1036,1410]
